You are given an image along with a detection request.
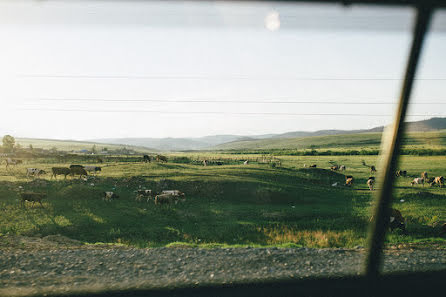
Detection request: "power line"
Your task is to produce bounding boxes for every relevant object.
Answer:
[32,98,446,105]
[19,74,446,81]
[18,108,446,117]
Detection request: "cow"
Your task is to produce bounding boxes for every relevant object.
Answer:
[143,155,151,163]
[367,177,375,191]
[51,167,71,179]
[70,166,88,178]
[421,172,428,180]
[410,177,424,187]
[430,176,444,188]
[309,164,317,168]
[5,158,22,169]
[244,160,249,165]
[156,155,168,162]
[396,170,407,177]
[136,190,153,202]
[161,190,185,196]
[389,208,408,234]
[345,176,354,187]
[330,165,339,171]
[102,191,119,202]
[370,208,408,234]
[203,160,208,166]
[84,166,101,174]
[339,165,346,171]
[20,192,46,208]
[361,160,376,174]
[26,168,46,177]
[154,193,184,205]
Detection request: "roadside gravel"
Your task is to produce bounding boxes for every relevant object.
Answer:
[1,237,445,296]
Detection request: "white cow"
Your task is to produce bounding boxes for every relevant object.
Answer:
[410,177,424,187]
[26,168,46,177]
[102,191,119,201]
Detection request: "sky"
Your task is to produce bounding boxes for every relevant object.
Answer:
[0,0,445,140]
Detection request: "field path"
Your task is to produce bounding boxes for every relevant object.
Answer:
[1,237,445,296]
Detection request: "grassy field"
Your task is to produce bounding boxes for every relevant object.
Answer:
[15,138,154,153]
[212,130,446,151]
[0,154,445,249]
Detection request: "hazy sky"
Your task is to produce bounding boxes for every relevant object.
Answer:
[0,0,445,140]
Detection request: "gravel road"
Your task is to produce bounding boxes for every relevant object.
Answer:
[1,236,445,296]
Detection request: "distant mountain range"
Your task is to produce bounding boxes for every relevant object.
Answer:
[89,117,446,151]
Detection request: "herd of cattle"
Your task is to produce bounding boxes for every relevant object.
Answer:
[305,161,444,191]
[6,155,445,236]
[305,162,445,235]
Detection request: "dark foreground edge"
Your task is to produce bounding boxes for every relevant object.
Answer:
[28,269,445,297]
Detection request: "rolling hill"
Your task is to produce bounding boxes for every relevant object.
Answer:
[14,138,154,153]
[211,130,446,151]
[89,117,446,151]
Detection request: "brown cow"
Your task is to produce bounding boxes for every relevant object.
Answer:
[370,208,407,234]
[20,192,46,208]
[430,176,444,188]
[367,177,375,191]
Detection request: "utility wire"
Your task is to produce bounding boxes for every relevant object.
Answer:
[32,98,446,105]
[19,74,446,81]
[18,108,445,117]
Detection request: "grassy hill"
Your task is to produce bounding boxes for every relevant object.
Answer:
[15,138,155,153]
[87,117,446,151]
[211,130,446,151]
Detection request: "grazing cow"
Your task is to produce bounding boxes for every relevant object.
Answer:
[154,193,184,205]
[367,177,375,191]
[430,176,444,188]
[345,176,354,187]
[410,177,424,187]
[309,164,317,168]
[244,160,249,165]
[26,168,46,177]
[370,208,408,234]
[339,165,346,171]
[20,192,46,208]
[396,170,407,177]
[84,166,101,174]
[203,160,208,166]
[5,158,22,169]
[361,160,376,174]
[136,190,153,202]
[161,190,185,197]
[70,167,88,178]
[389,208,408,234]
[51,167,71,179]
[330,165,339,171]
[102,191,119,202]
[156,155,168,162]
[143,155,151,163]
[421,171,428,180]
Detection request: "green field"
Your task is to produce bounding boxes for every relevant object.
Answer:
[15,138,154,153]
[212,130,446,151]
[0,153,445,249]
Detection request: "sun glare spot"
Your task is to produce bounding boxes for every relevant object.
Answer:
[265,11,280,31]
